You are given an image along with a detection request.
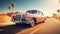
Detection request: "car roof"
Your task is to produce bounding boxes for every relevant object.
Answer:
[26,10,43,14]
[26,10,43,13]
[26,10,37,12]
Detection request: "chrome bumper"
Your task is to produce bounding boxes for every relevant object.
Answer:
[12,19,30,24]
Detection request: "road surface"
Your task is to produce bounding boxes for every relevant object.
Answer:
[0,18,60,34]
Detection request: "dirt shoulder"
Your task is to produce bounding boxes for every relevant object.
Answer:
[54,17,60,21]
[0,15,15,26]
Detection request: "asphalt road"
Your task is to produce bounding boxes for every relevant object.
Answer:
[0,18,60,34]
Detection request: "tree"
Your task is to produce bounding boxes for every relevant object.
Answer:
[8,6,12,10]
[53,13,57,18]
[11,2,15,8]
[57,10,60,16]
[59,0,60,3]
[8,2,16,12]
[8,6,12,12]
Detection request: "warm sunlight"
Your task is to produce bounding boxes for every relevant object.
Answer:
[39,0,60,16]
[0,0,60,34]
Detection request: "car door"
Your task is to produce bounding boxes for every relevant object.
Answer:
[36,11,44,22]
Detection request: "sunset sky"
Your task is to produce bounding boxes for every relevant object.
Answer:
[0,0,60,16]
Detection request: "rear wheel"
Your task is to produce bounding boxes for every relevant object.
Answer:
[16,23,20,25]
[30,19,36,27]
[41,20,45,23]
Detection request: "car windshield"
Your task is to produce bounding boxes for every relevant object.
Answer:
[26,10,37,14]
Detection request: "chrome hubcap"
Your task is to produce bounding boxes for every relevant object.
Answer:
[31,20,35,26]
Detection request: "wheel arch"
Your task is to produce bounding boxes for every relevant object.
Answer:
[32,17,36,24]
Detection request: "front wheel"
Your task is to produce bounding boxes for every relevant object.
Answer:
[16,23,20,25]
[30,19,36,27]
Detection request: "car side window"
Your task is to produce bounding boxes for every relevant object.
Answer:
[26,10,37,14]
[37,11,44,16]
[34,11,37,14]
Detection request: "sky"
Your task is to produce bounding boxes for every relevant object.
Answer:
[0,0,60,16]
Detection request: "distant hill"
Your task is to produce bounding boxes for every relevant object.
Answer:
[0,12,20,17]
[0,15,11,23]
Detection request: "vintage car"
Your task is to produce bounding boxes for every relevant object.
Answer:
[11,10,46,27]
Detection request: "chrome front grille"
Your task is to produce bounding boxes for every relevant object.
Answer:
[15,14,21,21]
